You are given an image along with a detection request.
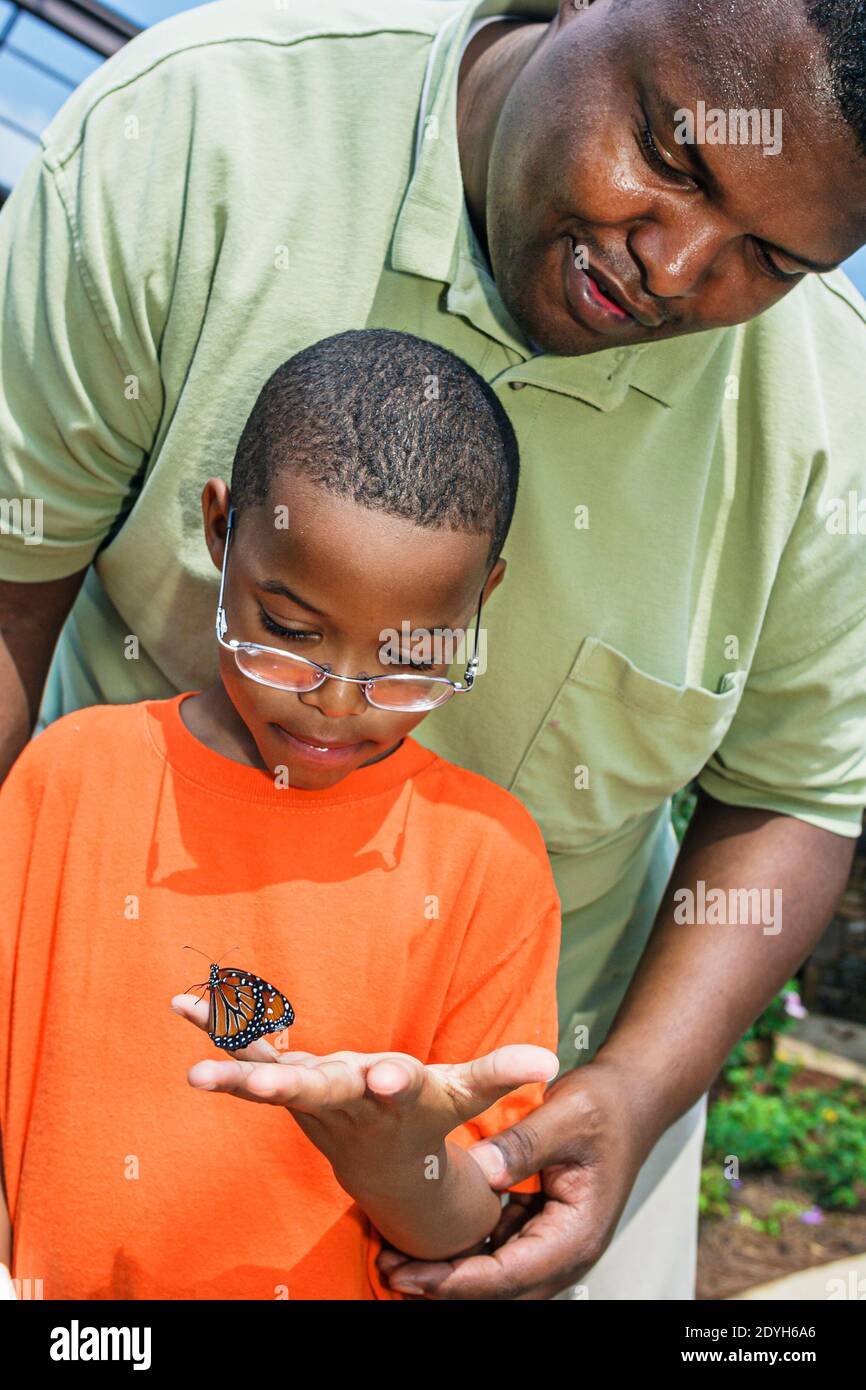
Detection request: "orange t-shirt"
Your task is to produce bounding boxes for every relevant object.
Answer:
[0,694,561,1300]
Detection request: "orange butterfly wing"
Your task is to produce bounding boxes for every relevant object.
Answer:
[208,969,294,1052]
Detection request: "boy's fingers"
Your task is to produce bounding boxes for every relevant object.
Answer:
[185,1047,426,1113]
[435,1045,560,1123]
[364,1054,425,1102]
[171,993,210,1027]
[271,1051,423,1107]
[174,999,428,1111]
[187,1057,305,1103]
[187,1052,371,1112]
[170,994,289,1063]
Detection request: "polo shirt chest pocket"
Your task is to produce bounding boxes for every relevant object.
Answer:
[510,637,746,854]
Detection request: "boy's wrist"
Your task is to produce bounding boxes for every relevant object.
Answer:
[334,1138,502,1262]
[331,1135,449,1204]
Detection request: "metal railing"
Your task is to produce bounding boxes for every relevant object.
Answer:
[0,1,141,203]
[14,0,139,56]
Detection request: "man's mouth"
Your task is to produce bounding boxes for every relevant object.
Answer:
[566,237,662,331]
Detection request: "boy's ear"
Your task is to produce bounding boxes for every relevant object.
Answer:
[201,479,232,571]
[482,556,506,604]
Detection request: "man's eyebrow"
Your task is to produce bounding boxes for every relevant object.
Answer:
[257,579,326,615]
[645,81,841,274]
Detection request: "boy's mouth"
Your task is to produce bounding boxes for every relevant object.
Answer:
[271,723,367,766]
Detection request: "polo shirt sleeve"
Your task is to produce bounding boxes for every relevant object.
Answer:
[0,137,162,580]
[698,380,866,837]
[698,606,866,836]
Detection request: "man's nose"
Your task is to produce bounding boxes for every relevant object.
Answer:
[297,673,369,718]
[628,207,732,300]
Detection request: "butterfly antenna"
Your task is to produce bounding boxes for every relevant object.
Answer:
[216,945,241,966]
[182,945,211,960]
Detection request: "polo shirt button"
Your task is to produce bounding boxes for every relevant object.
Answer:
[509,381,526,389]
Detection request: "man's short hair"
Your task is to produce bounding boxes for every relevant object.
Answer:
[806,0,866,159]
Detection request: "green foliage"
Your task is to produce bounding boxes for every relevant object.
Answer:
[737,1200,808,1238]
[721,981,800,1073]
[671,784,698,844]
[705,1089,803,1169]
[705,1069,866,1211]
[703,983,866,1213]
[794,1090,866,1210]
[699,1164,732,1219]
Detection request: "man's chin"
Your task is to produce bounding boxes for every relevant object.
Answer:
[494,241,646,356]
[516,295,666,356]
[498,277,609,356]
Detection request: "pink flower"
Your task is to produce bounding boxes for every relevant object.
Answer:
[783,990,807,1019]
[800,1206,823,1225]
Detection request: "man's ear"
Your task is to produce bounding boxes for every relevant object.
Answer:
[482,556,506,604]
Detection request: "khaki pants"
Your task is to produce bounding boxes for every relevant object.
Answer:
[552,1091,707,1299]
[552,807,705,1299]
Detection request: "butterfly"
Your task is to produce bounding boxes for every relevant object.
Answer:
[183,946,295,1052]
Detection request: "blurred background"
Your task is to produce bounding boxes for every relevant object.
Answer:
[1,0,864,1300]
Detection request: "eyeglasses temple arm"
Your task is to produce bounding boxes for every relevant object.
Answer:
[463,588,485,687]
[215,506,236,641]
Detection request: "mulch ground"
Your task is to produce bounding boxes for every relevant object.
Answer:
[697,1067,866,1300]
[697,1173,866,1299]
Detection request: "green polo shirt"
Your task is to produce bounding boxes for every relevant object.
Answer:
[2,0,866,1058]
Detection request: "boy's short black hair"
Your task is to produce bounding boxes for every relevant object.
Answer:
[230,328,520,566]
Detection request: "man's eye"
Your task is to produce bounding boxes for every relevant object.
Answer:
[752,239,804,284]
[638,122,695,186]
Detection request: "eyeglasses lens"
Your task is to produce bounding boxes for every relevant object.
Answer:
[367,678,454,712]
[235,647,455,710]
[234,647,323,692]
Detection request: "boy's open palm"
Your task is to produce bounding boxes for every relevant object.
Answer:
[170,992,558,1179]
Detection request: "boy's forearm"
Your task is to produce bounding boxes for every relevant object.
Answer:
[333,1138,501,1261]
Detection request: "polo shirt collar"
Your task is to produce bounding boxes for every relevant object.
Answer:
[390,0,728,412]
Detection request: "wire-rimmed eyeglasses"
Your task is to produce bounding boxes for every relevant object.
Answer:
[214,506,484,713]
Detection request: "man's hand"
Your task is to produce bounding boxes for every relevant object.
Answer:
[171,992,559,1260]
[376,1053,653,1299]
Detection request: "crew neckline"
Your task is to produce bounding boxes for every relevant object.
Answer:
[143,693,439,807]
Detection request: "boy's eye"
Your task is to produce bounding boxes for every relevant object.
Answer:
[258,607,316,642]
[259,606,438,671]
[399,657,435,672]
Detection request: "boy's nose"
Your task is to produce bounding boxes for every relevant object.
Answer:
[297,676,369,719]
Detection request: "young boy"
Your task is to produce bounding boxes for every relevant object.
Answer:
[0,329,561,1301]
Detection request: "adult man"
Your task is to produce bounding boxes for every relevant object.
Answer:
[1,0,865,1299]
